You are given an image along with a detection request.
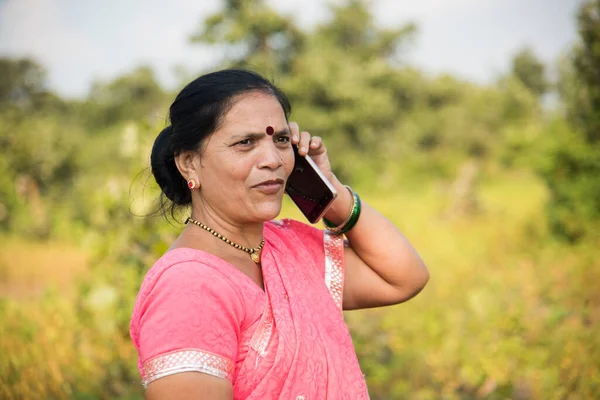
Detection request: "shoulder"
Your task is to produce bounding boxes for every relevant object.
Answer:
[265,219,332,277]
[130,248,246,337]
[266,218,325,246]
[136,248,243,303]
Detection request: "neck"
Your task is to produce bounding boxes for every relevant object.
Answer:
[188,202,265,249]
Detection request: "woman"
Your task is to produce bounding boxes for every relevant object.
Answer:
[130,69,429,399]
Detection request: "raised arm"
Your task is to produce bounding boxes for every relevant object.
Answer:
[290,122,429,311]
[325,177,429,310]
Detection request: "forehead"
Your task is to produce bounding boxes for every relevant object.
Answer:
[218,92,287,133]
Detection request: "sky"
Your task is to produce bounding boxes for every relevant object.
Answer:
[0,0,583,98]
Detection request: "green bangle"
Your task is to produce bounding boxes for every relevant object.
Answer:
[323,186,362,235]
[339,190,361,234]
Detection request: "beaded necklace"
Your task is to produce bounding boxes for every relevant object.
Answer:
[185,217,264,263]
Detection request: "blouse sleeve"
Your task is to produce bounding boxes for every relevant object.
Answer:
[284,219,345,311]
[131,261,244,388]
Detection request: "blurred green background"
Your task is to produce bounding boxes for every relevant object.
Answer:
[1,0,599,399]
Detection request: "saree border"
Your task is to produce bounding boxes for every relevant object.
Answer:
[142,348,234,388]
[249,297,274,358]
[324,230,344,311]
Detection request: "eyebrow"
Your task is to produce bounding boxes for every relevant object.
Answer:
[230,128,291,141]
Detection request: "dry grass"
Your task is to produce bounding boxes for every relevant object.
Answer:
[0,238,89,299]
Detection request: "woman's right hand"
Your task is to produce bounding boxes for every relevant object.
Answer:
[288,121,334,184]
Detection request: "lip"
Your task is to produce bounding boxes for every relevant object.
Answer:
[253,178,285,194]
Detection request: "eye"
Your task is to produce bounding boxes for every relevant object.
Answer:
[236,138,253,146]
[277,135,291,144]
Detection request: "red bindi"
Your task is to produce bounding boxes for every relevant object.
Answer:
[266,126,274,135]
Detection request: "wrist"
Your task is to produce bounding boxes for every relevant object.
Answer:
[323,183,362,235]
[323,176,353,225]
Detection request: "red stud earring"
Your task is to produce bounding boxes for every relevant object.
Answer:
[266,126,274,135]
[187,178,199,190]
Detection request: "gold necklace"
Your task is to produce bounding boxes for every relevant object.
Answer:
[185,217,265,264]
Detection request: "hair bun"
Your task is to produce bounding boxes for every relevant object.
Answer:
[150,126,190,205]
[151,126,172,161]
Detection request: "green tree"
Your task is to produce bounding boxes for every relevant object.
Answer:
[0,58,46,107]
[0,58,81,235]
[570,0,600,143]
[190,0,304,73]
[511,47,548,97]
[0,57,65,113]
[316,0,416,61]
[538,0,600,241]
[86,66,166,127]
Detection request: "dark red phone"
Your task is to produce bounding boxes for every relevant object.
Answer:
[285,145,338,223]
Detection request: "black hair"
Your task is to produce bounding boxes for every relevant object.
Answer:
[150,69,291,220]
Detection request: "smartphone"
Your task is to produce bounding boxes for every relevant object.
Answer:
[285,144,338,223]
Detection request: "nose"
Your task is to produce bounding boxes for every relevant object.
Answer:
[257,142,284,170]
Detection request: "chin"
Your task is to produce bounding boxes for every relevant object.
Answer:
[253,202,283,222]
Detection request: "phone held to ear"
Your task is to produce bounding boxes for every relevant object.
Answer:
[285,144,338,223]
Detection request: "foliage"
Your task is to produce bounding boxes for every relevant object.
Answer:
[536,0,600,242]
[535,117,600,241]
[190,0,304,73]
[1,0,599,398]
[510,47,548,97]
[86,67,168,128]
[0,58,48,108]
[348,176,600,399]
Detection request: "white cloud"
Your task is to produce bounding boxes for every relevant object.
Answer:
[0,0,92,62]
[376,0,487,20]
[0,0,100,94]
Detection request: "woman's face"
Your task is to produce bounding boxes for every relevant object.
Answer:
[195,92,295,224]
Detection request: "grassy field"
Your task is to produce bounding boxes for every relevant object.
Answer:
[1,172,598,399]
[0,239,89,300]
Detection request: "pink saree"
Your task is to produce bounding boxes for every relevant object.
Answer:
[130,219,369,399]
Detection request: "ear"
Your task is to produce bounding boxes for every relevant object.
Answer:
[174,150,200,182]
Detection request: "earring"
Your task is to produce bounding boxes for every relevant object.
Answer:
[187,178,200,190]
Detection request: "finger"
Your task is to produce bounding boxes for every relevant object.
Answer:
[308,136,325,157]
[288,121,300,144]
[309,136,325,154]
[298,130,311,155]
